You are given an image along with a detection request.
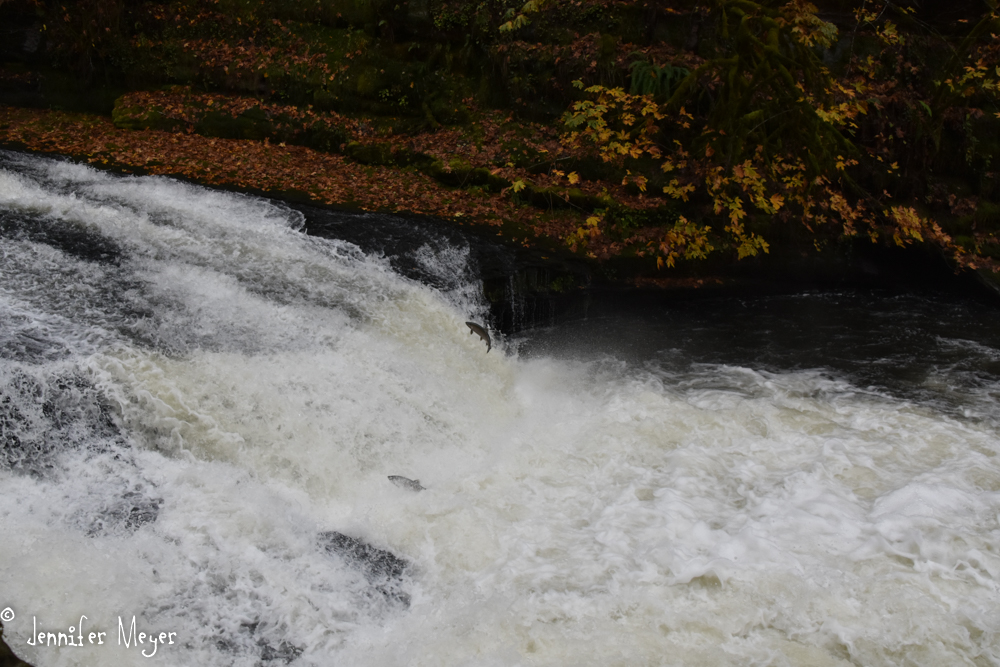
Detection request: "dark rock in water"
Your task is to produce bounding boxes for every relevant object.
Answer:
[0,622,35,667]
[289,203,594,336]
[0,206,125,268]
[259,639,303,664]
[212,620,303,664]
[318,531,411,608]
[87,488,162,536]
[228,621,302,665]
[320,531,408,580]
[388,475,425,491]
[0,370,124,473]
[122,495,161,530]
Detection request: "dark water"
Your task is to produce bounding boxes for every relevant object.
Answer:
[517,290,1000,421]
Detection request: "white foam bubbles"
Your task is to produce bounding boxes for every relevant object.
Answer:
[1,153,999,666]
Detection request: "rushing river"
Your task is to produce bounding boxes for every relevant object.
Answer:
[1,150,999,667]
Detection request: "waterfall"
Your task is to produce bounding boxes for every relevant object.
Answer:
[2,151,999,667]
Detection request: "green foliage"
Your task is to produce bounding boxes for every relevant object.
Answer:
[499,0,544,32]
[654,216,716,268]
[561,0,868,264]
[628,59,688,99]
[666,0,851,179]
[562,83,664,166]
[426,0,534,40]
[7,0,999,274]
[433,3,473,31]
[604,203,678,240]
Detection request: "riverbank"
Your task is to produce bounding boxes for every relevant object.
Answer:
[2,0,999,300]
[0,102,636,268]
[4,104,999,313]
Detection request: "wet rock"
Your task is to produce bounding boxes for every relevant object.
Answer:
[0,371,123,473]
[111,94,352,155]
[0,622,34,667]
[86,488,162,536]
[292,203,594,334]
[259,639,303,664]
[318,531,410,608]
[230,621,303,665]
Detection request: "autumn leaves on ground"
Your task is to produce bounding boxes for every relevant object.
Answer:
[0,81,680,260]
[1,0,1000,287]
[0,102,606,252]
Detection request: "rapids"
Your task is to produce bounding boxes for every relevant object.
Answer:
[1,151,998,666]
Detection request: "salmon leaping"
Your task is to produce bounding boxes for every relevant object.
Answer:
[388,476,425,491]
[465,322,491,353]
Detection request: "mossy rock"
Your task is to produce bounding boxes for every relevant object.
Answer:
[519,185,610,212]
[343,140,431,166]
[423,158,466,185]
[523,185,578,210]
[344,140,394,164]
[355,67,383,97]
[426,97,471,125]
[195,109,273,140]
[469,167,509,192]
[299,124,351,152]
[113,93,354,154]
[567,188,614,211]
[421,159,506,190]
[111,101,186,133]
[601,203,681,240]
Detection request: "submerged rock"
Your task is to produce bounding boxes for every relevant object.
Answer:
[0,622,34,667]
[0,371,124,474]
[318,531,411,608]
[86,488,162,536]
[228,621,302,665]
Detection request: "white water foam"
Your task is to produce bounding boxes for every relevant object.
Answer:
[1,153,999,666]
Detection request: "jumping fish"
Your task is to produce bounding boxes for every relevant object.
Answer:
[388,475,425,491]
[465,321,491,353]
